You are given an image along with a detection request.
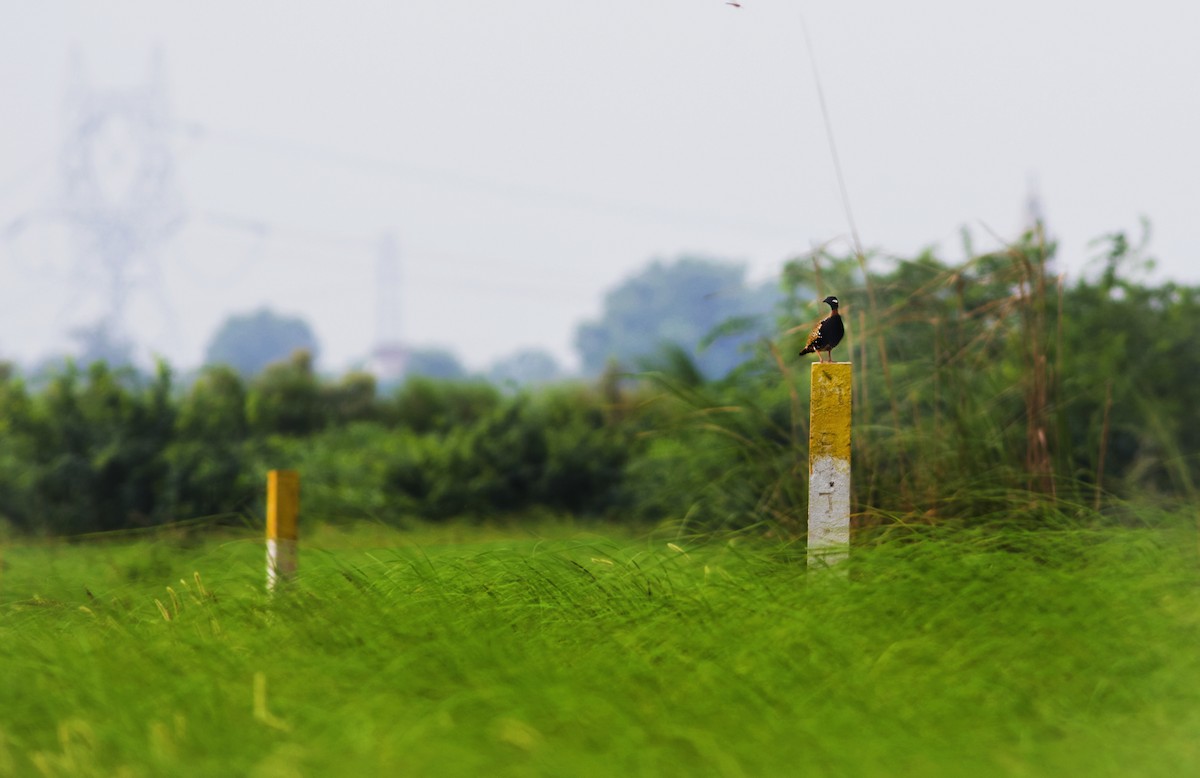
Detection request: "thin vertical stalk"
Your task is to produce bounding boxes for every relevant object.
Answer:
[1018,232,1055,499]
[855,308,874,510]
[1095,380,1113,510]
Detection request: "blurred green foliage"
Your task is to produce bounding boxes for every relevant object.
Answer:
[1,226,1197,536]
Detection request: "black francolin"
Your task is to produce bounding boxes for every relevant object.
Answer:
[798,295,845,363]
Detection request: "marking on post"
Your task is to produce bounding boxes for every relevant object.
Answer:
[266,470,299,591]
[809,362,851,567]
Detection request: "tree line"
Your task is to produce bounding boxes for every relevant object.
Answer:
[1,226,1196,536]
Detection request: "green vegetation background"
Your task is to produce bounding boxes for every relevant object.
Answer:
[2,226,1197,537]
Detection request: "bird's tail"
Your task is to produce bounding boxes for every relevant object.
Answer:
[798,345,815,356]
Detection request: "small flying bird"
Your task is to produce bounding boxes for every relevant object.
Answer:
[798,295,845,363]
[726,2,742,7]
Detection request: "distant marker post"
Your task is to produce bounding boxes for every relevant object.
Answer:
[266,470,299,591]
[808,362,852,567]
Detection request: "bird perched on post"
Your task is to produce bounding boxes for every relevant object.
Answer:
[798,296,845,363]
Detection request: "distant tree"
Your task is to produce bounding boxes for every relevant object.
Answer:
[246,349,322,436]
[322,371,379,425]
[488,348,562,387]
[167,364,252,519]
[385,376,500,434]
[177,364,248,441]
[24,361,175,533]
[404,348,466,381]
[574,256,781,379]
[205,308,319,376]
[0,364,34,529]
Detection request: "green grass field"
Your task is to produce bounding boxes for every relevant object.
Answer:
[2,520,1198,777]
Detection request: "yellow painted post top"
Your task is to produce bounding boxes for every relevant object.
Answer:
[809,362,852,463]
[266,470,300,541]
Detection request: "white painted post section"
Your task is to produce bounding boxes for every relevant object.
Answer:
[808,363,852,567]
[266,470,299,592]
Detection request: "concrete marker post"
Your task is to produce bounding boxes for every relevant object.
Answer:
[266,470,299,592]
[808,362,852,567]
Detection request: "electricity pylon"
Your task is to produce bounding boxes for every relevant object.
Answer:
[58,49,185,347]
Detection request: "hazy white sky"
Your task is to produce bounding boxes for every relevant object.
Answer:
[1,1,1197,373]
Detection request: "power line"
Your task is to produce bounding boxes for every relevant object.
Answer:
[176,120,800,238]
